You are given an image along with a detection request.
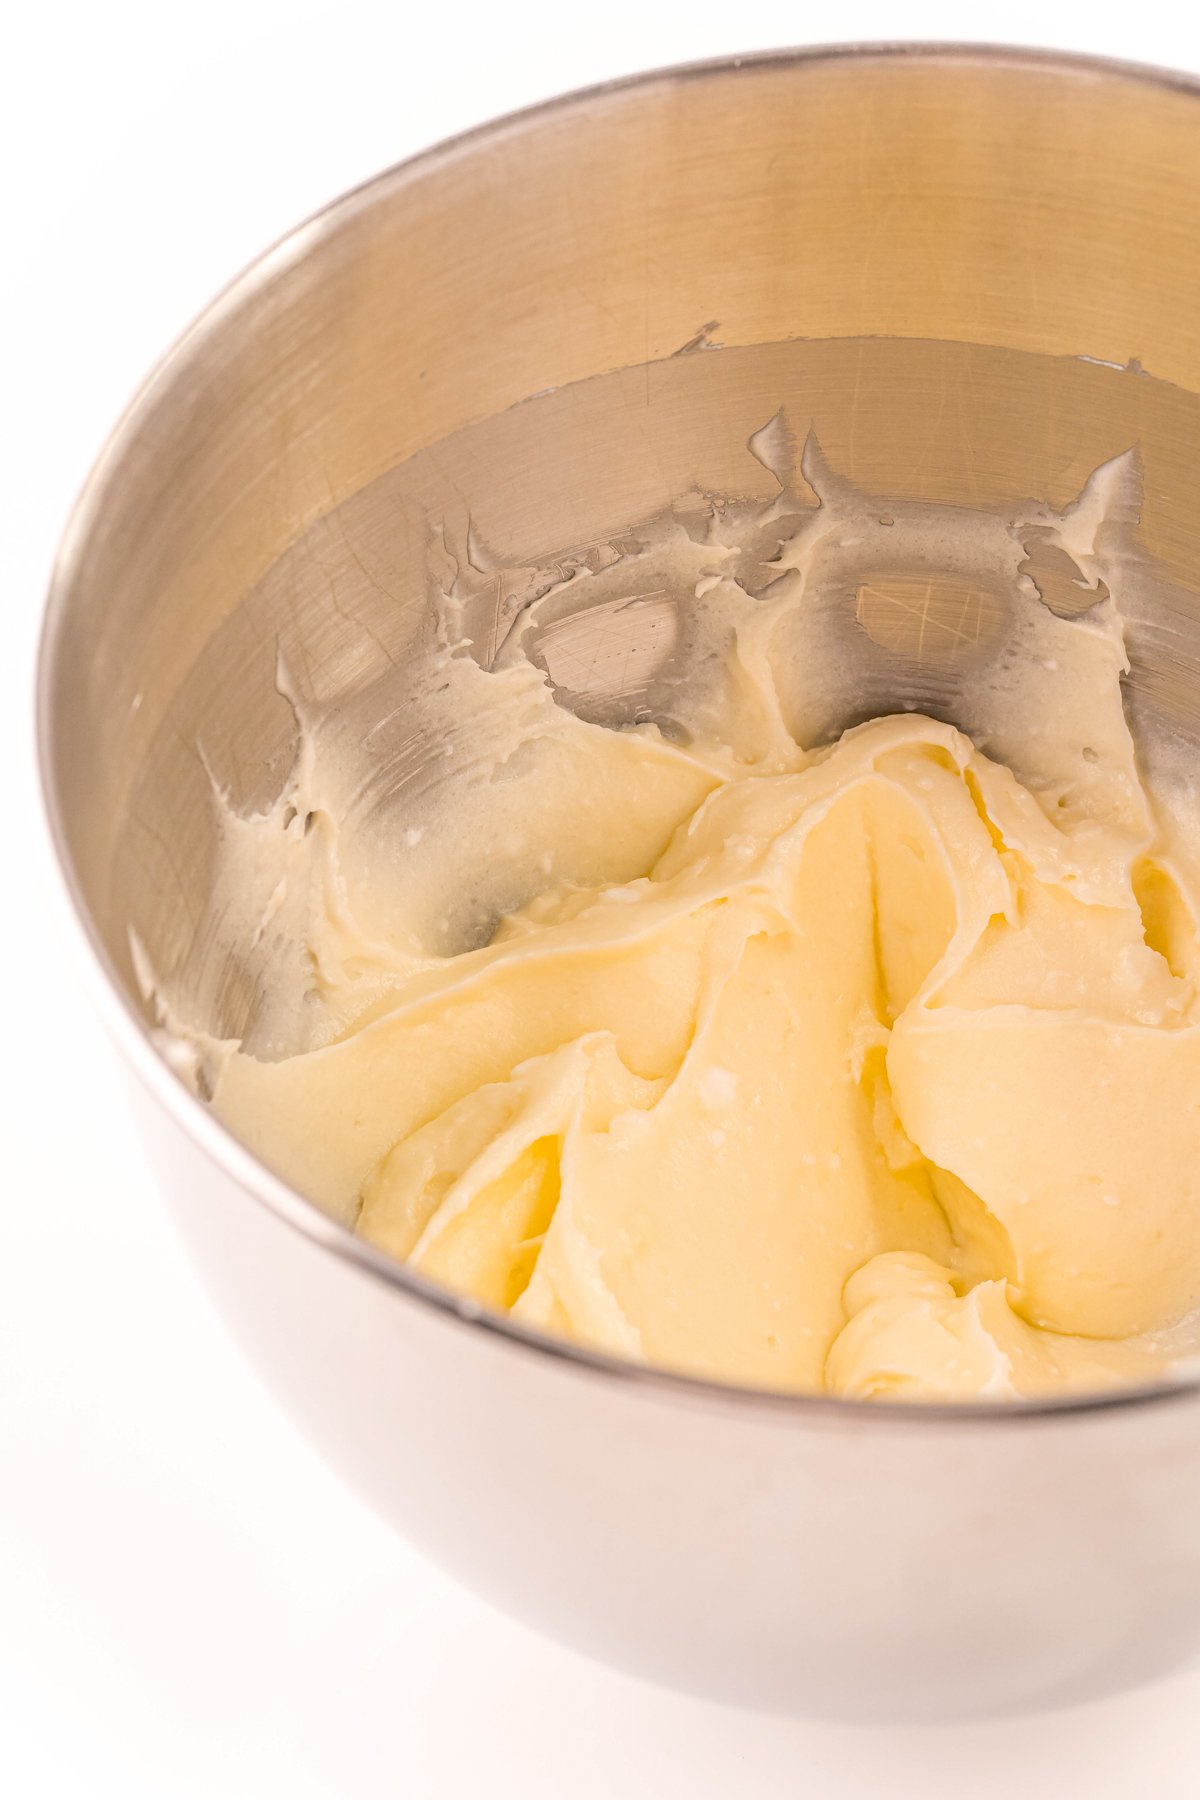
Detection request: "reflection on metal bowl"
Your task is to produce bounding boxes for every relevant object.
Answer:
[36,45,1200,1718]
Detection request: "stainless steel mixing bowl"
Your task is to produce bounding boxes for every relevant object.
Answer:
[37,44,1200,1719]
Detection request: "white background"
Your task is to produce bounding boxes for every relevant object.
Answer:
[7,3,1200,1794]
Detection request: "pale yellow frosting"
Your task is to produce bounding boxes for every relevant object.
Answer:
[147,441,1200,1400]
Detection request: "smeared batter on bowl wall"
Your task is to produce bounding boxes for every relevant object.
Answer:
[139,432,1200,1400]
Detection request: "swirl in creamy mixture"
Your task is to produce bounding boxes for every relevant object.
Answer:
[143,439,1200,1399]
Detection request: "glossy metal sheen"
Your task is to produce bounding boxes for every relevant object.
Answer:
[36,45,1200,1718]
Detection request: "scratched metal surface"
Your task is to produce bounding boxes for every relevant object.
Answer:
[43,46,1200,1011]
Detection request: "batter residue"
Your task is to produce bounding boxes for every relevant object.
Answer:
[143,436,1200,1399]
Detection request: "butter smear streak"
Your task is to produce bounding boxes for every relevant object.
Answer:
[148,442,1200,1400]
